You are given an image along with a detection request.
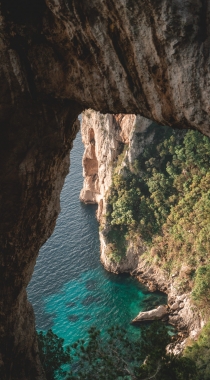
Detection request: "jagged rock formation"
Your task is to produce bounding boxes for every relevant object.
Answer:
[80,110,135,219]
[1,1,210,378]
[80,110,155,225]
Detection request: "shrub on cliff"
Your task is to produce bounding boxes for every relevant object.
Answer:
[192,265,210,310]
[185,320,210,380]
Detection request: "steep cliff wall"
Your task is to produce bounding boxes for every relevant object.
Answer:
[80,112,161,272]
[80,110,135,220]
[1,1,210,377]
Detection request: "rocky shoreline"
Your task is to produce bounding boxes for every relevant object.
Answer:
[101,251,204,354]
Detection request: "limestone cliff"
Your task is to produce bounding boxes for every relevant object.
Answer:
[80,110,135,220]
[80,113,161,274]
[99,117,160,273]
[80,111,205,352]
[1,1,210,377]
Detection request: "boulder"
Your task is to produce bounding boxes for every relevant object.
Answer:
[132,305,168,324]
[171,302,180,311]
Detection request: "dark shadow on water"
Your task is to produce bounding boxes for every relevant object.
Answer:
[82,295,102,306]
[85,279,98,291]
[141,291,167,311]
[83,315,92,321]
[68,315,80,322]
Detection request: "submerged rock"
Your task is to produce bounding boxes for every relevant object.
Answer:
[131,305,169,324]
[68,315,79,322]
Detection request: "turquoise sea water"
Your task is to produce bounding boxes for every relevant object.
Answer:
[27,128,167,345]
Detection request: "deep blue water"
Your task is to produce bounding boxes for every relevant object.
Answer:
[27,128,166,345]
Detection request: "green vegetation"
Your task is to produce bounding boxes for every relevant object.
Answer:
[192,265,210,309]
[185,320,210,380]
[105,125,183,258]
[103,125,210,379]
[106,127,210,307]
[37,322,210,380]
[38,324,196,380]
[37,329,70,380]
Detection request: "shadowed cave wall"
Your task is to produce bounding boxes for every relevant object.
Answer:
[0,0,210,378]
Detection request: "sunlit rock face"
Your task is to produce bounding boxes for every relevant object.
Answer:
[80,110,135,220]
[0,0,210,378]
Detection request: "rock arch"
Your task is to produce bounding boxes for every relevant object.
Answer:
[0,1,210,378]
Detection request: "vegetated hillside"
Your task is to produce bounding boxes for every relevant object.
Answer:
[104,125,210,377]
[106,125,210,310]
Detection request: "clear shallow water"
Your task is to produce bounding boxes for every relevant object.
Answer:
[27,129,167,345]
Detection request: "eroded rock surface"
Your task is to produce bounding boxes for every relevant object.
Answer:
[1,0,210,134]
[80,110,135,219]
